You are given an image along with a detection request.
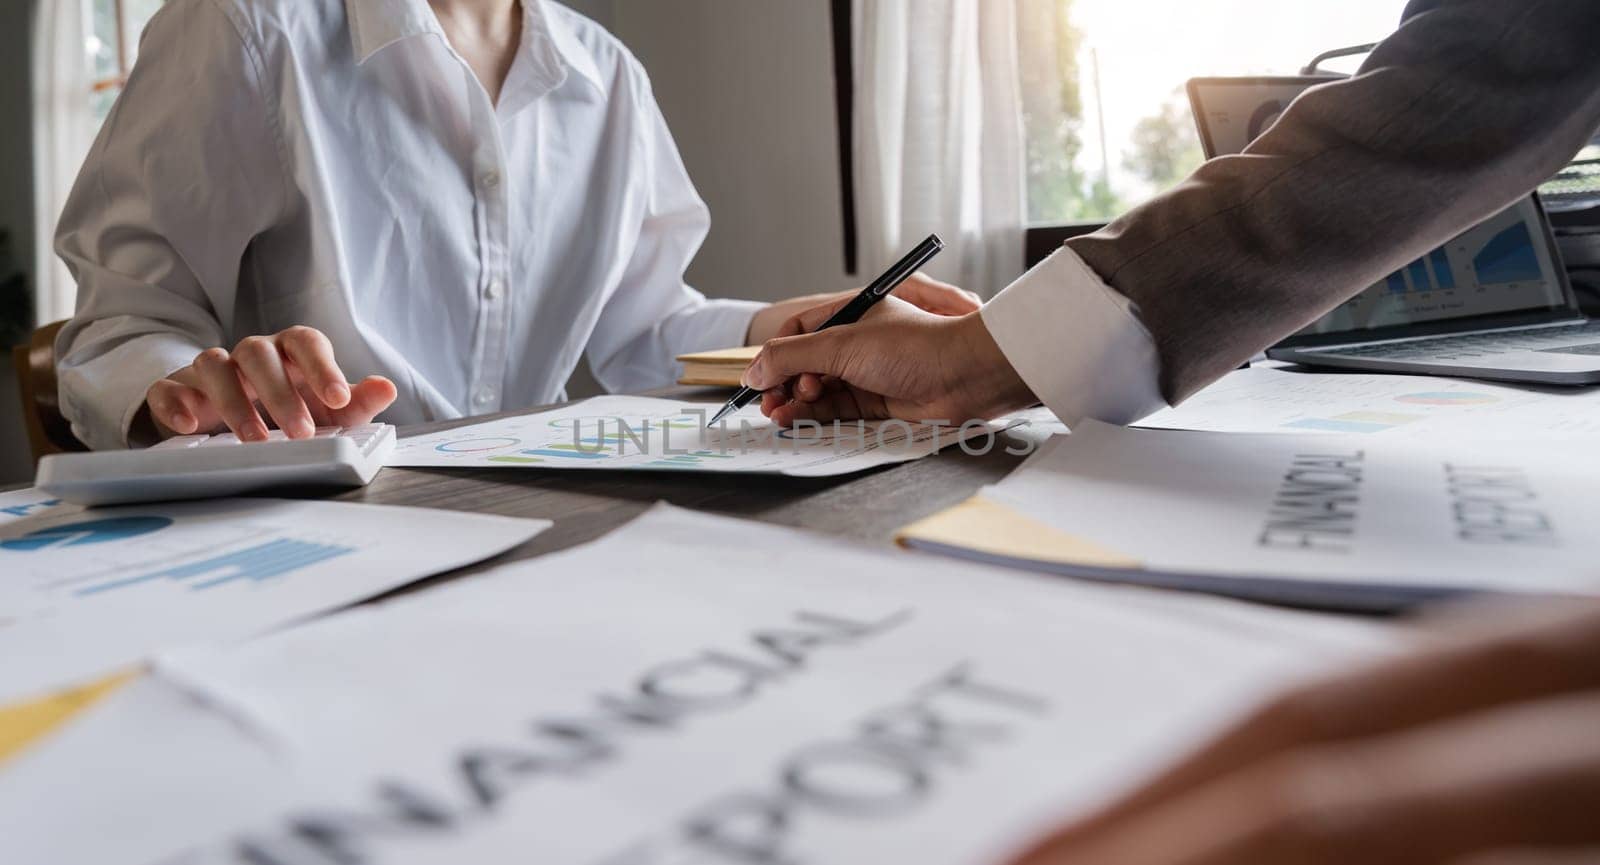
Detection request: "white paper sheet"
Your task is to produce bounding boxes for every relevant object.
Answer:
[0,498,547,703]
[1138,366,1600,438]
[982,422,1599,600]
[387,395,1020,476]
[0,505,1395,865]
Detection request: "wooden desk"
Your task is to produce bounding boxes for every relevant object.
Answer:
[319,388,1028,590]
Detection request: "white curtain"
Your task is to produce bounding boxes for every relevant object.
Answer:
[32,0,97,325]
[852,0,1026,297]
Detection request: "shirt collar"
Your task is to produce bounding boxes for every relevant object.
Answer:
[346,0,440,64]
[346,0,603,95]
[538,3,603,94]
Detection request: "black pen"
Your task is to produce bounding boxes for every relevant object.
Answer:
[707,233,945,427]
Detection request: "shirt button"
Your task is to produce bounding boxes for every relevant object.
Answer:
[486,279,504,300]
[481,171,501,190]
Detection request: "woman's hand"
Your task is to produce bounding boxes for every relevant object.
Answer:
[140,326,398,443]
[744,272,981,346]
[1005,601,1600,865]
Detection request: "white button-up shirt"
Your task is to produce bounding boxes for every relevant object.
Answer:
[55,0,764,449]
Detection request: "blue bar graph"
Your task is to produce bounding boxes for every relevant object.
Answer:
[76,538,356,596]
[1406,258,1434,292]
[1429,249,1456,289]
[1473,222,1542,285]
[1385,272,1408,294]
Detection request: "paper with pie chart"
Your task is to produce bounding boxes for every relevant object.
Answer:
[1139,367,1600,438]
[0,498,547,704]
[389,395,1015,476]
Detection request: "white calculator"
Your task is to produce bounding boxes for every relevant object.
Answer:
[35,424,397,506]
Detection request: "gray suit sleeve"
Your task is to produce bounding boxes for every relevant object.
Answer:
[1066,0,1600,404]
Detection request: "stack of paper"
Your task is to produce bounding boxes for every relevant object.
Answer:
[0,497,547,705]
[900,421,1599,612]
[676,345,759,386]
[1,506,1394,865]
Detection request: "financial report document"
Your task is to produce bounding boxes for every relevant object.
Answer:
[975,422,1598,600]
[2,506,1394,865]
[388,395,1018,476]
[0,498,547,703]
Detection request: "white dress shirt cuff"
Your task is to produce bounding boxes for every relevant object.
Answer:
[980,247,1166,427]
[687,298,768,353]
[60,332,206,450]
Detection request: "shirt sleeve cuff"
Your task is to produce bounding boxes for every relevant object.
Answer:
[681,298,768,353]
[58,332,206,450]
[980,247,1166,427]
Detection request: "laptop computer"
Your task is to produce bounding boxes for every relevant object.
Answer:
[1187,76,1600,385]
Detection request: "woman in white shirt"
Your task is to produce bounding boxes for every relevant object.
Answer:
[54,0,975,449]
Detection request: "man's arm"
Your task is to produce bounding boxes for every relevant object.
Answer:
[745,0,1600,427]
[1070,0,1600,403]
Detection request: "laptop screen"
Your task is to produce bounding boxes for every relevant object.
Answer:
[1187,77,1573,340]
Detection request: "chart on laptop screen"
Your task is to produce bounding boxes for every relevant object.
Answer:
[1303,198,1566,335]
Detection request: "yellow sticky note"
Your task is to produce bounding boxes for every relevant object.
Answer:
[0,671,138,766]
[897,495,1141,569]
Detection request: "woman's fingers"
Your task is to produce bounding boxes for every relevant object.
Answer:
[191,347,270,441]
[231,335,315,438]
[145,379,210,436]
[278,326,351,409]
[323,376,398,428]
[143,328,388,442]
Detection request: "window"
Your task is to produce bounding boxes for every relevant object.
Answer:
[89,0,166,123]
[1021,0,1408,225]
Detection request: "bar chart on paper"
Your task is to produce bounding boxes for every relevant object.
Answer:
[0,489,66,525]
[0,498,547,704]
[389,395,1008,477]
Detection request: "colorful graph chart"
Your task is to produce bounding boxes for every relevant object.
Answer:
[1282,411,1422,434]
[76,538,356,596]
[548,415,702,434]
[522,446,610,460]
[1396,392,1501,406]
[1472,222,1542,285]
[643,451,740,468]
[542,415,707,456]
[435,437,521,453]
[1,517,174,552]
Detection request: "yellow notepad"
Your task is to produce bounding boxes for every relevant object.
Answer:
[676,345,760,387]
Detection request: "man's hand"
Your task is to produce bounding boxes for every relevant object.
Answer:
[744,272,981,346]
[1006,602,1600,865]
[141,326,397,443]
[744,294,1036,426]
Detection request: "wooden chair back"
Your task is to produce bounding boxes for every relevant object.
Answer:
[12,320,88,462]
